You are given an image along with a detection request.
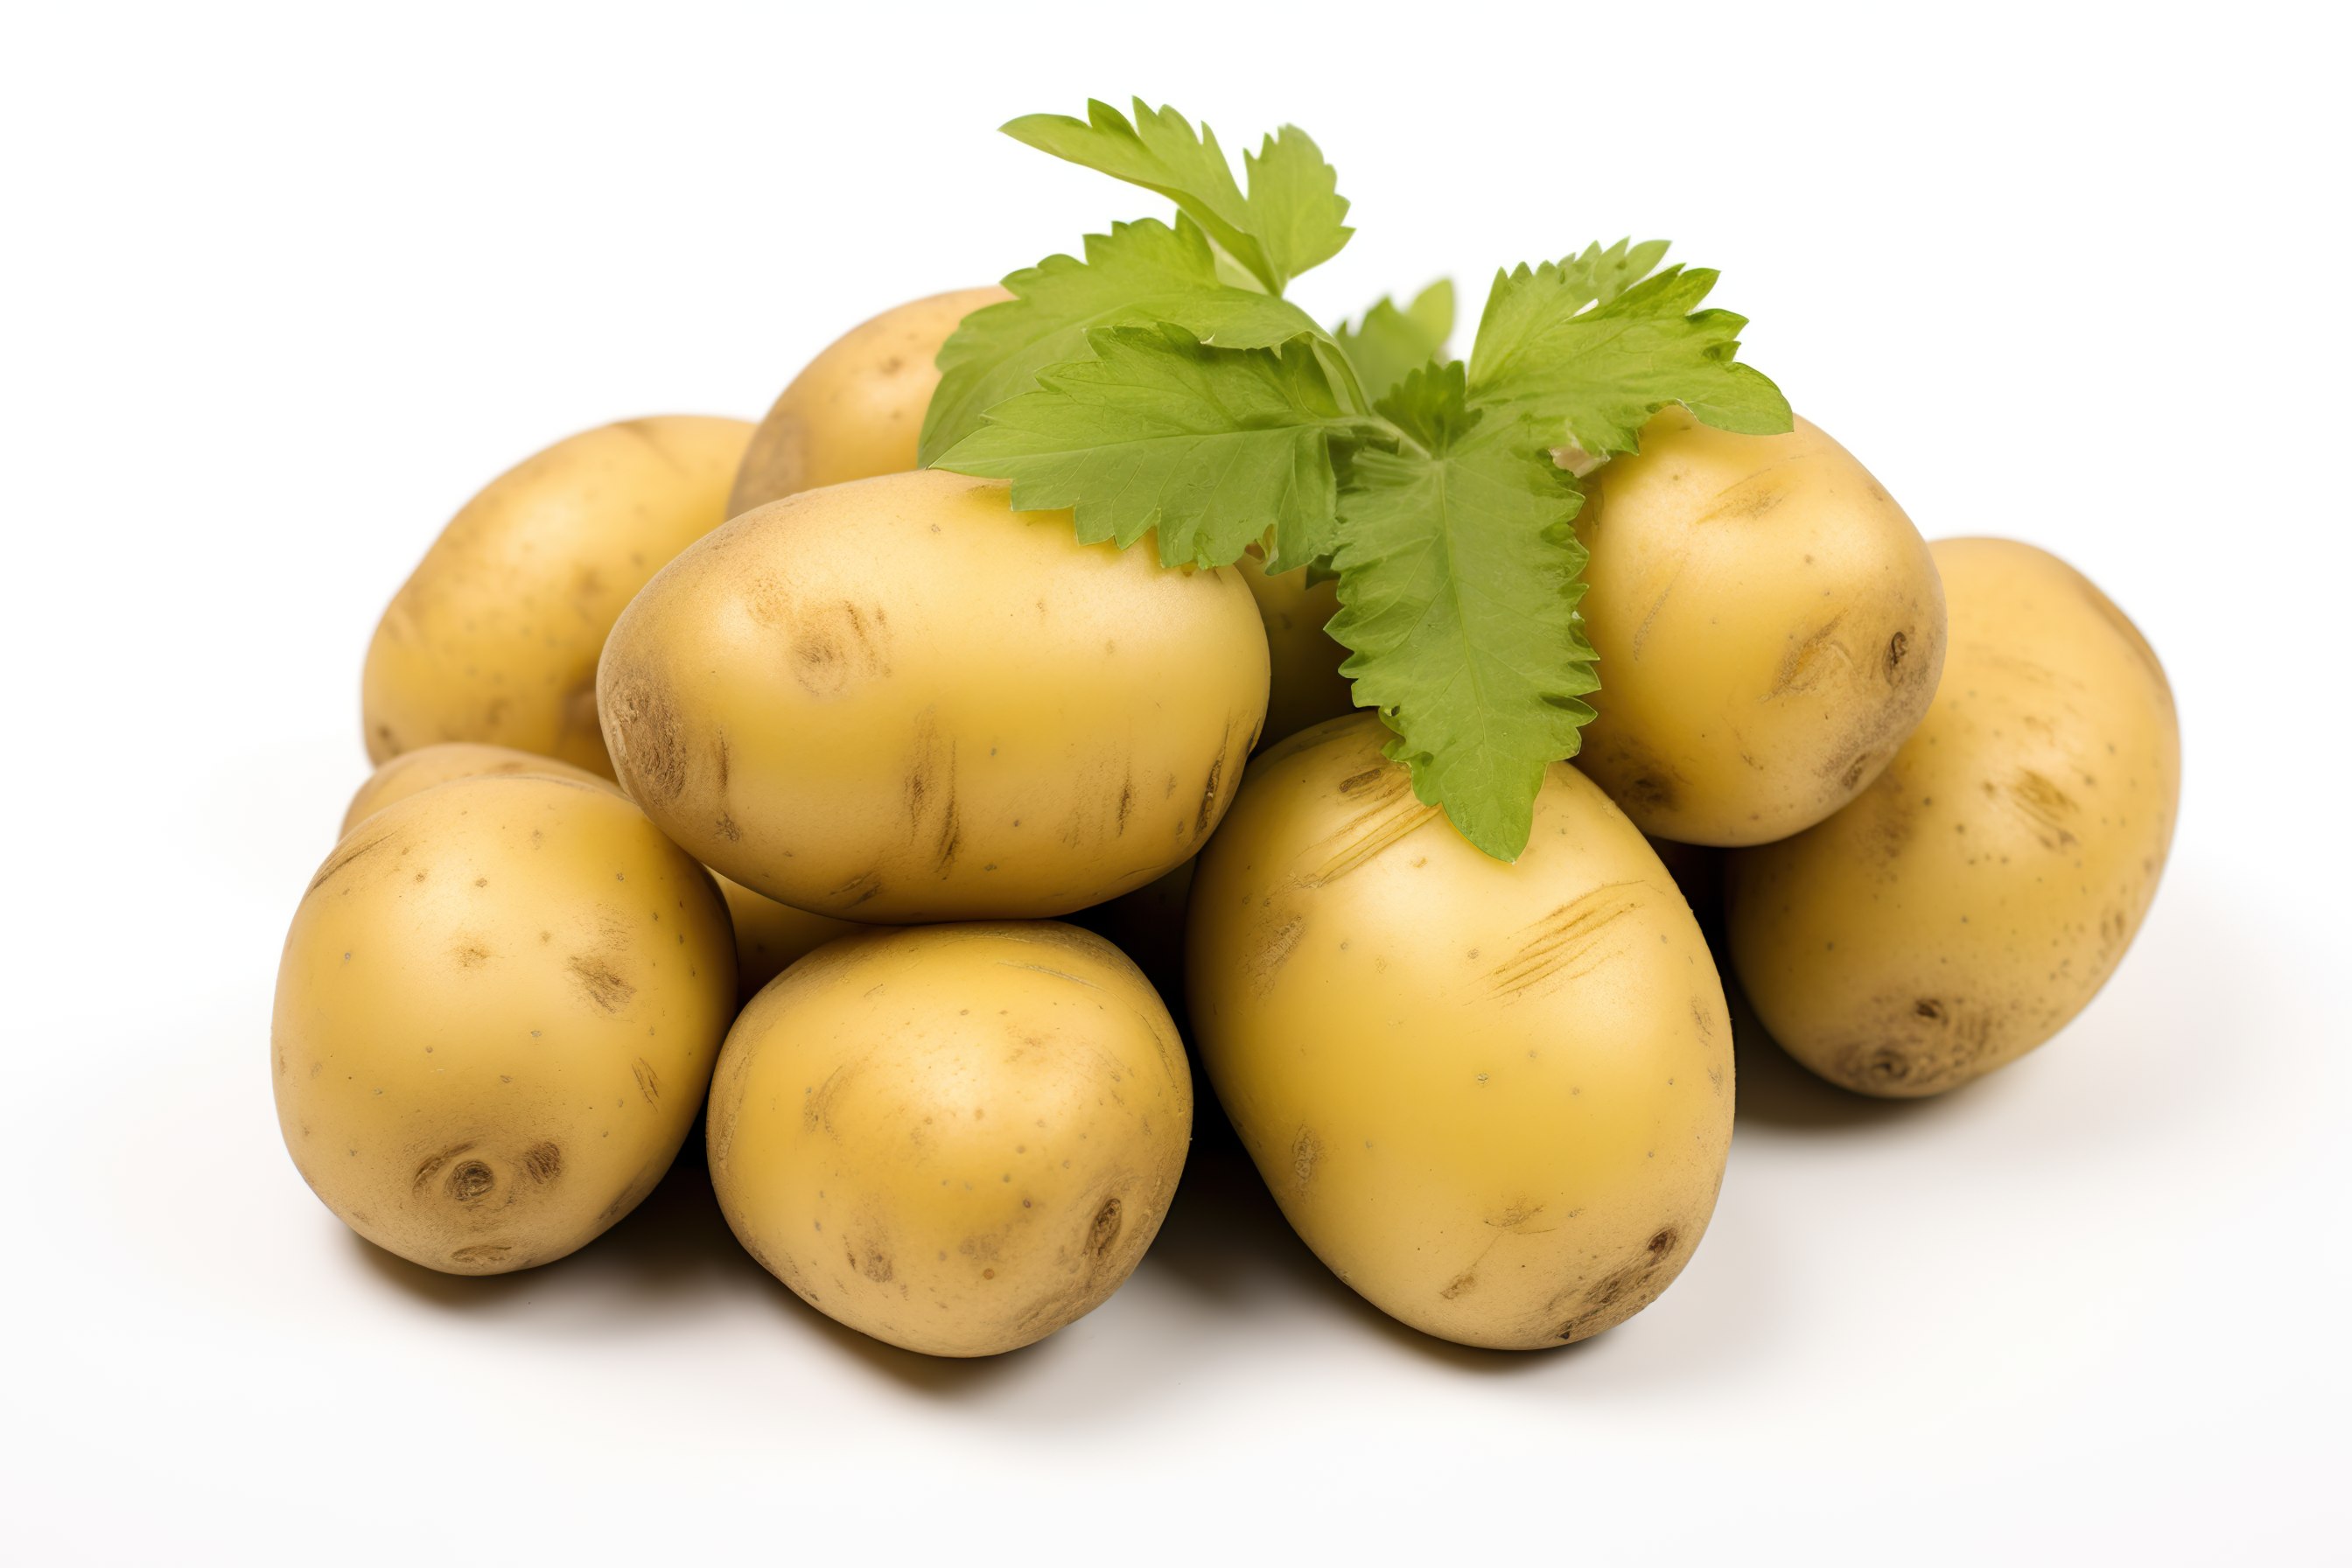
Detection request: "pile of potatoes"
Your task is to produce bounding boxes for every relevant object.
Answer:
[273,289,2179,1357]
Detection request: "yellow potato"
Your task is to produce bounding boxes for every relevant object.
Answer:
[337,742,851,1000]
[340,742,616,836]
[1186,713,1733,1350]
[363,416,753,777]
[728,287,1009,518]
[1724,537,2179,1096]
[1574,408,1946,845]
[273,774,736,1273]
[598,468,1270,921]
[1237,552,1355,747]
[713,872,863,1001]
[707,922,1191,1356]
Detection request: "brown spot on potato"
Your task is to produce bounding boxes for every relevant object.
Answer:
[447,1160,495,1202]
[1823,991,2013,1096]
[521,1142,563,1182]
[1335,766,1385,795]
[450,1243,513,1266]
[862,1249,893,1283]
[1884,630,1910,680]
[1551,1228,1685,1342]
[2006,768,2081,849]
[568,955,636,1012]
[1440,1272,1478,1300]
[452,940,491,968]
[1088,1197,1124,1256]
[602,671,687,804]
[411,1143,475,1193]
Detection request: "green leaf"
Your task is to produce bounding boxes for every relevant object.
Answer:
[1326,364,1600,860]
[1334,278,1456,401]
[933,325,1347,570]
[1468,245,1790,459]
[1001,99,1351,292]
[919,216,1326,464]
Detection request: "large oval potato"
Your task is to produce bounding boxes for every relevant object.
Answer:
[1238,552,1355,747]
[599,469,1270,922]
[708,922,1191,1356]
[273,774,737,1273]
[363,416,753,777]
[337,741,855,999]
[1186,713,1733,1350]
[728,287,1009,518]
[1723,538,2179,1096]
[1573,409,1946,845]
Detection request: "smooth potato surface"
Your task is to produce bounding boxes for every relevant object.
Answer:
[1238,554,1355,747]
[728,287,1008,517]
[340,742,617,836]
[273,775,736,1273]
[708,923,1191,1356]
[1575,409,1945,845]
[1186,714,1733,1350]
[1724,537,2179,1096]
[715,872,864,1000]
[599,469,1270,921]
[363,416,752,777]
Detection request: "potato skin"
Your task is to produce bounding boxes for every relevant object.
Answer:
[1186,713,1733,1350]
[1237,555,1355,747]
[707,923,1191,1356]
[363,416,753,777]
[340,741,617,836]
[1724,538,2179,1096]
[273,775,737,1273]
[728,287,1008,518]
[713,872,863,1001]
[1574,409,1946,845]
[599,468,1270,922]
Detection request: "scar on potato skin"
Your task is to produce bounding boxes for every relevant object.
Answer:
[568,954,636,1012]
[1550,1225,1684,1342]
[602,668,688,804]
[1824,991,2012,1096]
[1291,1128,1321,1191]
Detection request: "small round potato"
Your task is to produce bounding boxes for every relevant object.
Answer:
[1186,713,1733,1350]
[1574,409,1946,845]
[728,287,1009,518]
[273,774,737,1273]
[363,415,753,777]
[1724,538,2179,1096]
[707,922,1192,1356]
[598,468,1270,922]
[1237,552,1355,747]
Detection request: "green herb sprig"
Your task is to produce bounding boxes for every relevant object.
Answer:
[925,98,1790,860]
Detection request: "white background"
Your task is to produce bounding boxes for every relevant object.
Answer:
[4,3,2345,1561]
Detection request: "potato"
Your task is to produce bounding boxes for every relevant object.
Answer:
[707,922,1190,1356]
[273,774,736,1273]
[1237,552,1355,747]
[1723,537,2179,1096]
[1573,408,1946,845]
[1186,713,1733,1350]
[363,416,753,777]
[713,873,863,1001]
[598,468,1270,922]
[337,741,853,1000]
[340,741,616,836]
[728,287,1009,518]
